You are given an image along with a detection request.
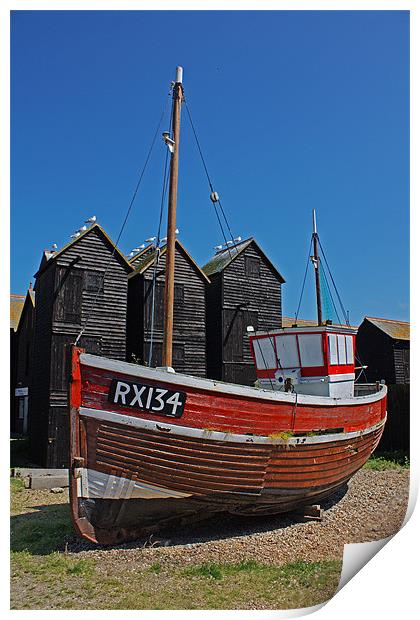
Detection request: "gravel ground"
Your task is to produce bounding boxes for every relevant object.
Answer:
[66,468,409,570]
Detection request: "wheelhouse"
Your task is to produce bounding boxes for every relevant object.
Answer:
[249,325,357,398]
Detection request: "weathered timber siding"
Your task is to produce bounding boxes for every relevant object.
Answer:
[206,241,283,386]
[356,320,410,385]
[12,294,35,434]
[30,226,131,467]
[378,384,409,451]
[205,275,223,380]
[393,345,409,385]
[356,318,410,452]
[29,264,55,465]
[127,243,207,377]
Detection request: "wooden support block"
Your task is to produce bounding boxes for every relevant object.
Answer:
[289,504,323,522]
[13,468,68,478]
[29,475,69,490]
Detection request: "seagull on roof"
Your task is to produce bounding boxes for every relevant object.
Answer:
[85,215,97,224]
[51,243,58,251]
[78,225,87,233]
[214,245,223,251]
[160,237,167,244]
[145,236,156,243]
[70,232,81,239]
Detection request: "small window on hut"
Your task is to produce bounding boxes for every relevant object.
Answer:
[174,284,184,306]
[55,267,83,324]
[245,256,260,278]
[84,271,104,293]
[173,344,185,363]
[144,281,164,329]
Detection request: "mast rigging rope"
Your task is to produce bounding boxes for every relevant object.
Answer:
[317,238,349,326]
[148,98,174,366]
[183,100,236,259]
[294,236,313,322]
[74,89,172,346]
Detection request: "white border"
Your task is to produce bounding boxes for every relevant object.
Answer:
[3,4,415,620]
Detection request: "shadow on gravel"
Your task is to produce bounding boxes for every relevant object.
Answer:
[11,483,349,555]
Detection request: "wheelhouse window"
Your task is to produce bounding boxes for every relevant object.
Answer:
[328,333,354,365]
[328,334,338,364]
[345,335,354,364]
[252,337,277,370]
[275,334,299,368]
[297,334,324,367]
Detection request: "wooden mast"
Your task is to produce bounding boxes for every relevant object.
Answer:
[312,209,323,326]
[162,66,183,368]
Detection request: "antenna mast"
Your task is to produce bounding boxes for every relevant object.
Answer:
[162,66,183,367]
[312,210,323,326]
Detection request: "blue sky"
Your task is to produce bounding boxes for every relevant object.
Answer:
[11,10,409,324]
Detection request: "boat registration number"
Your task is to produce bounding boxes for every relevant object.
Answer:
[108,379,186,418]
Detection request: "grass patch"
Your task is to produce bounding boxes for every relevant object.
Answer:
[10,478,25,493]
[10,475,342,610]
[364,451,409,471]
[10,475,73,555]
[12,551,94,578]
[150,562,162,574]
[183,559,338,586]
[11,503,74,555]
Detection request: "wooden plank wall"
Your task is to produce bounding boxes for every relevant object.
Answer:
[29,265,55,465]
[30,228,130,467]
[377,384,409,452]
[127,244,207,377]
[393,345,410,384]
[13,296,35,434]
[206,243,282,386]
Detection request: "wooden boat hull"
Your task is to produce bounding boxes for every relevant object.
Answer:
[69,349,387,544]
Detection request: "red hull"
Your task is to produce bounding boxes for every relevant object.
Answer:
[69,349,386,544]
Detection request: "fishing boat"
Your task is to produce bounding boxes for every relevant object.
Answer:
[69,67,387,544]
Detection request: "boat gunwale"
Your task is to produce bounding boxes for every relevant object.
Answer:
[79,405,387,446]
[79,352,387,408]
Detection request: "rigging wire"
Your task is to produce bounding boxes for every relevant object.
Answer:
[317,238,349,326]
[319,260,342,326]
[183,100,235,259]
[148,100,173,366]
[294,236,313,322]
[74,90,172,346]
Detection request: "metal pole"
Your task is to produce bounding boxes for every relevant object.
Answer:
[312,210,323,326]
[162,67,183,367]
